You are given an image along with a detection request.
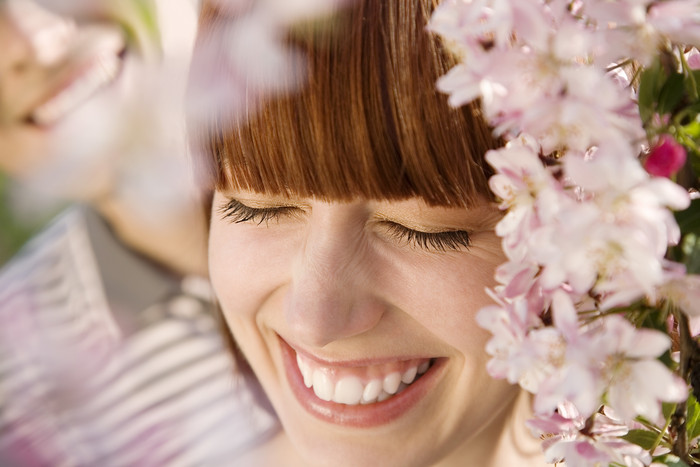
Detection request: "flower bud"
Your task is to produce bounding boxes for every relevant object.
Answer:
[644,134,687,178]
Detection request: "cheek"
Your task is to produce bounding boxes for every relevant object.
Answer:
[208,221,297,321]
[0,126,49,177]
[383,245,503,354]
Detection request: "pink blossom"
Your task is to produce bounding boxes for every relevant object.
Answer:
[530,146,688,302]
[486,139,566,261]
[530,292,686,421]
[527,408,651,467]
[644,135,688,178]
[577,0,684,65]
[428,0,697,462]
[187,8,308,127]
[661,274,700,318]
[427,0,552,50]
[494,260,546,315]
[688,48,700,69]
[435,46,529,116]
[533,290,606,416]
[554,314,685,422]
[476,295,565,392]
[602,318,686,421]
[430,0,647,154]
[647,0,700,46]
[489,141,688,303]
[517,66,644,154]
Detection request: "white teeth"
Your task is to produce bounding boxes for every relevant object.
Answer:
[312,371,334,402]
[361,379,382,403]
[383,372,402,395]
[418,361,430,374]
[297,354,313,388]
[295,354,432,406]
[333,377,364,405]
[401,366,418,384]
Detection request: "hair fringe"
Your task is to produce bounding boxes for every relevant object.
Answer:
[192,0,503,208]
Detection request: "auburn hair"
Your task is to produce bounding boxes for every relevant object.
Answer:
[192,0,502,208]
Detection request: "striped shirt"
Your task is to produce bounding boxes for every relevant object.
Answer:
[0,206,278,466]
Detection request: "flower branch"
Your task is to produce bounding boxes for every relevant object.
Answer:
[429,0,700,465]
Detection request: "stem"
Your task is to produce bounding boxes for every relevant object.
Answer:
[671,308,695,464]
[579,309,627,325]
[673,106,700,128]
[650,409,675,452]
[679,47,699,101]
[606,58,634,73]
[577,302,651,325]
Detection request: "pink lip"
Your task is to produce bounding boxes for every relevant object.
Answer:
[278,336,446,428]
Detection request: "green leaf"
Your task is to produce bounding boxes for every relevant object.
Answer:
[683,119,700,140]
[688,393,700,442]
[658,72,687,116]
[681,234,700,275]
[689,70,700,98]
[639,60,664,124]
[621,429,660,450]
[663,401,677,420]
[676,199,700,236]
[636,304,672,335]
[689,147,700,187]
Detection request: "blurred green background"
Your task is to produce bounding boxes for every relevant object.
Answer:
[0,173,58,266]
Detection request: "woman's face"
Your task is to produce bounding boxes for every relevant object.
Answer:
[209,189,519,466]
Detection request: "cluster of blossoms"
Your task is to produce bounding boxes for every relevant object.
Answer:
[429,1,700,466]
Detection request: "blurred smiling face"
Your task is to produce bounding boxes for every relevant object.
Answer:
[0,0,163,178]
[208,190,520,466]
[0,0,123,173]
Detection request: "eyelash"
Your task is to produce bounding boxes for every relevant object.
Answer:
[219,199,299,225]
[219,199,471,252]
[383,222,471,252]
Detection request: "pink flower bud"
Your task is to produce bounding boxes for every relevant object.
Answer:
[687,48,700,70]
[644,135,687,178]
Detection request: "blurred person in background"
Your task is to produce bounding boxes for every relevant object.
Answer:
[0,0,277,465]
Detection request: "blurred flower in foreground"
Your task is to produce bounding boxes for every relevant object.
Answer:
[187,0,350,128]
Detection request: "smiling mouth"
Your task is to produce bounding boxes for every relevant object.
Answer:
[29,47,125,127]
[279,336,444,427]
[296,352,433,405]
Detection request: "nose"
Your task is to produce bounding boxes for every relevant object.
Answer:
[284,205,386,348]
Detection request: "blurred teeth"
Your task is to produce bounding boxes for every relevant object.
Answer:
[295,353,432,406]
[32,51,121,126]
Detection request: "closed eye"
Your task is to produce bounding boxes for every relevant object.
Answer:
[219,198,472,252]
[219,198,301,225]
[383,221,471,252]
